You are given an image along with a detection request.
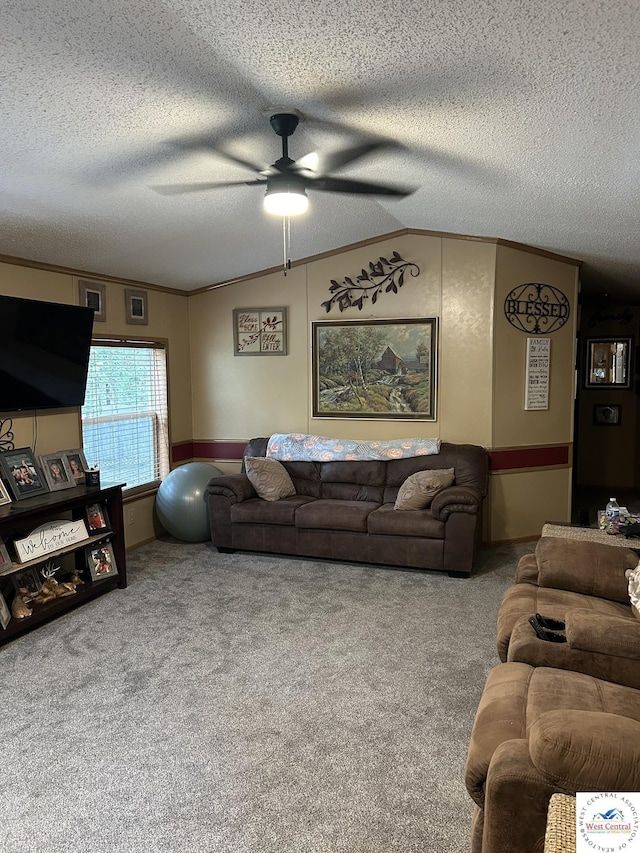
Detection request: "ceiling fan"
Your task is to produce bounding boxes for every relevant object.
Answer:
[151,111,416,216]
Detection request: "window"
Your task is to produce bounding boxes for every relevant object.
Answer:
[81,340,169,491]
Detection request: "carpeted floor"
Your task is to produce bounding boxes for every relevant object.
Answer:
[0,538,533,853]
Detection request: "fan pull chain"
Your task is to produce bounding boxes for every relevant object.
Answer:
[282,215,292,275]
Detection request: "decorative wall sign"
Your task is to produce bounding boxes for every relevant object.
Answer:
[233,308,287,356]
[312,317,437,420]
[321,251,420,313]
[524,337,551,410]
[504,283,570,334]
[14,519,89,563]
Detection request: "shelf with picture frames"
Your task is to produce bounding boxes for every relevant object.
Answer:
[0,483,126,645]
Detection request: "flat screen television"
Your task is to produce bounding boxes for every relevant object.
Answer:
[0,294,94,412]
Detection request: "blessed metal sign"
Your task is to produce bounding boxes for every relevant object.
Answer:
[504,283,570,334]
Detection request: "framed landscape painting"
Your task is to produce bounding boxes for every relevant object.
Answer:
[311,318,437,420]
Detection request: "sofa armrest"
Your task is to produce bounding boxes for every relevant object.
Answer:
[530,710,640,791]
[431,485,482,521]
[566,608,640,660]
[206,474,256,504]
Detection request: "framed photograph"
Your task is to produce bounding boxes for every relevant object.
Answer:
[11,566,42,596]
[39,453,76,492]
[0,590,11,629]
[86,541,118,582]
[78,279,106,322]
[125,288,148,325]
[0,447,50,501]
[0,479,11,507]
[86,503,109,533]
[61,449,89,484]
[585,337,632,388]
[311,318,438,420]
[0,536,12,572]
[233,307,287,356]
[593,404,622,426]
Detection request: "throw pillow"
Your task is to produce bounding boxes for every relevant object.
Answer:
[394,468,455,511]
[244,456,296,501]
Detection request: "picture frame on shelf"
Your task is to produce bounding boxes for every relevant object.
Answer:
[39,453,76,492]
[593,403,622,426]
[0,590,11,629]
[78,279,107,322]
[0,535,12,572]
[86,540,118,582]
[0,479,11,507]
[11,566,42,597]
[61,449,89,484]
[311,317,438,420]
[86,503,109,533]
[125,288,148,325]
[0,447,50,501]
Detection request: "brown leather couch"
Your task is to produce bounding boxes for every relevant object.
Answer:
[464,535,640,853]
[206,438,489,575]
[497,536,640,688]
[465,662,640,853]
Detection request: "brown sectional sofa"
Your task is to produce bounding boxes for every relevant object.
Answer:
[206,438,489,575]
[465,535,640,853]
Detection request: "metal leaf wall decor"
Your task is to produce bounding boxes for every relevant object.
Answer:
[0,418,14,452]
[321,251,420,313]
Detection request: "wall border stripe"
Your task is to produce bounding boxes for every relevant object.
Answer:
[173,440,571,471]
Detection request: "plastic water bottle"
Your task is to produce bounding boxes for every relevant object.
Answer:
[606,498,620,521]
[605,497,620,533]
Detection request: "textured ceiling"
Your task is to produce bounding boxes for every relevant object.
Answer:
[1,0,639,296]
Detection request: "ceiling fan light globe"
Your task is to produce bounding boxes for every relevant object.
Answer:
[263,190,309,216]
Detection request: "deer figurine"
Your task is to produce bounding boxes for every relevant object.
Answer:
[34,562,77,604]
[11,588,33,619]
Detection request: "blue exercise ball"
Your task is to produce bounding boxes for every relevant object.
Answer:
[155,462,222,542]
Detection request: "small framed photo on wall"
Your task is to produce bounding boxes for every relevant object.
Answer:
[78,279,107,322]
[593,404,622,426]
[125,289,148,325]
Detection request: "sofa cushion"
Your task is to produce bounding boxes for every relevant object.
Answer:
[535,536,638,603]
[319,460,386,502]
[231,495,315,525]
[294,499,379,532]
[394,468,454,510]
[244,456,296,501]
[367,503,445,537]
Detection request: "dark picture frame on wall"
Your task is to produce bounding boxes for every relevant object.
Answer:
[125,289,148,325]
[0,447,49,501]
[585,337,632,388]
[311,317,438,420]
[78,279,107,322]
[593,404,622,426]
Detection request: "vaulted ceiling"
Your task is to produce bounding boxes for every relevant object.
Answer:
[2,1,639,297]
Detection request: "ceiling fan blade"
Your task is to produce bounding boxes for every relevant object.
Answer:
[295,140,390,175]
[170,137,269,175]
[151,179,266,195]
[309,176,415,197]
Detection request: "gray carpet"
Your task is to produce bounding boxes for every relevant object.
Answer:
[0,539,533,853]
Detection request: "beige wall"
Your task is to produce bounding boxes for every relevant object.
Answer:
[490,246,579,539]
[0,229,580,547]
[0,261,192,548]
[190,232,579,541]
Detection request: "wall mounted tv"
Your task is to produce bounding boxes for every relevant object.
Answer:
[0,294,94,412]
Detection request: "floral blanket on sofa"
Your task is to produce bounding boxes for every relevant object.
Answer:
[266,433,441,462]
